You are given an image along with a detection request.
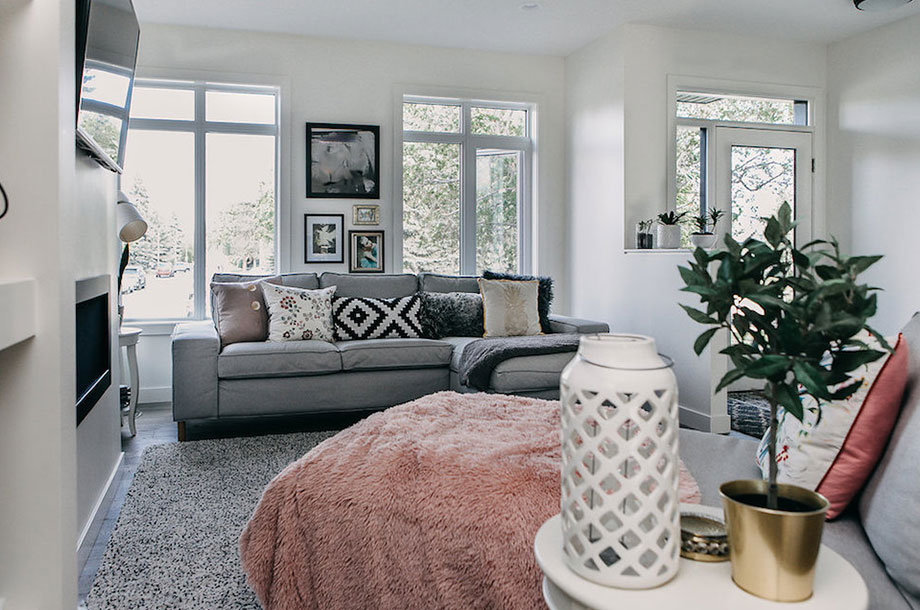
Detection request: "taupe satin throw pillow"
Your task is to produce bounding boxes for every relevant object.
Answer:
[478,278,542,338]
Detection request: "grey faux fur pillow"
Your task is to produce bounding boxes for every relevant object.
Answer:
[419,291,484,338]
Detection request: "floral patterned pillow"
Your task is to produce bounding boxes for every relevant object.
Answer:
[260,283,336,342]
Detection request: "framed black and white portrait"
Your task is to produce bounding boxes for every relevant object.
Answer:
[304,214,344,263]
[306,123,380,199]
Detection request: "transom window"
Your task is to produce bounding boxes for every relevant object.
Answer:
[121,81,279,320]
[401,96,533,275]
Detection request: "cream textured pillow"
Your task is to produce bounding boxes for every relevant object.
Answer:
[260,283,336,342]
[478,278,542,338]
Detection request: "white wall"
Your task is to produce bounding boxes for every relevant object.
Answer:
[565,24,827,430]
[0,0,78,608]
[827,14,920,334]
[73,156,122,547]
[132,24,567,400]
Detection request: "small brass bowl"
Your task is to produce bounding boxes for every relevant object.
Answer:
[680,511,729,562]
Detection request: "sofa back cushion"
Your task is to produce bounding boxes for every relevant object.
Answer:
[859,313,920,607]
[320,272,418,298]
[417,272,479,294]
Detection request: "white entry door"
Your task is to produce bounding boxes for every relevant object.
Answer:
[713,127,813,246]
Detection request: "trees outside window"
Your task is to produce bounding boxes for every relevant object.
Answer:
[402,96,532,275]
[121,82,278,320]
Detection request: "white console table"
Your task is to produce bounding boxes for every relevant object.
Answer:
[118,326,142,436]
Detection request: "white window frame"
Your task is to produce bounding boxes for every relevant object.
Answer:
[397,93,534,275]
[666,76,825,241]
[125,79,281,322]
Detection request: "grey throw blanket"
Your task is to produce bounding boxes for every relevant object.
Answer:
[458,333,581,390]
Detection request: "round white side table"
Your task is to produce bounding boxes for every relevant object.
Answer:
[118,326,142,437]
[534,509,868,610]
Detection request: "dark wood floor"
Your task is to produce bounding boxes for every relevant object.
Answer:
[76,402,371,606]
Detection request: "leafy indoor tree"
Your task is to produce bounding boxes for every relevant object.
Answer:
[678,202,888,508]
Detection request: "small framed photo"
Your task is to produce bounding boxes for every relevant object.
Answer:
[306,122,380,199]
[353,204,380,226]
[348,230,384,273]
[304,214,345,263]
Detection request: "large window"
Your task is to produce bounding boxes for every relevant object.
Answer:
[121,81,278,320]
[672,91,810,247]
[401,96,533,275]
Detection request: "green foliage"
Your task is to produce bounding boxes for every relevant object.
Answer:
[213,181,275,271]
[658,211,687,226]
[678,202,887,504]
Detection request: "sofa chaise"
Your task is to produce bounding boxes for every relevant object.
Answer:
[171,272,609,440]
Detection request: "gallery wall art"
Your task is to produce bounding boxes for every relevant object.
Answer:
[306,123,380,198]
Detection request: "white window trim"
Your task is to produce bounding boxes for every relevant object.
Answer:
[394,88,537,275]
[665,75,825,240]
[124,77,281,323]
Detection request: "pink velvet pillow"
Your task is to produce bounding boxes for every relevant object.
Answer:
[817,335,908,518]
[758,334,909,519]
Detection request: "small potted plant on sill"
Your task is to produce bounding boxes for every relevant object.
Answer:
[636,219,655,249]
[689,209,725,249]
[678,202,888,602]
[656,210,687,249]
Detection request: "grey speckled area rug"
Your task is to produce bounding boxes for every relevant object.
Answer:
[85,431,337,610]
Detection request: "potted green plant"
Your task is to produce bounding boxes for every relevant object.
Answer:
[656,210,687,249]
[689,209,725,249]
[636,219,655,249]
[678,202,888,602]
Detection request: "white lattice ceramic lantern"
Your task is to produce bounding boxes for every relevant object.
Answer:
[559,334,680,589]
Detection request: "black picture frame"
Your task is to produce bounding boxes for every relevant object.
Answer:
[348,230,385,273]
[304,214,345,263]
[306,122,380,199]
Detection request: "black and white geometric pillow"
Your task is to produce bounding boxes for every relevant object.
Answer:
[333,294,424,341]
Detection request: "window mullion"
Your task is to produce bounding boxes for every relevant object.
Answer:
[460,102,477,275]
[193,85,207,320]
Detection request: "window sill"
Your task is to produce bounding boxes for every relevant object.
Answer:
[623,248,693,254]
[121,319,208,336]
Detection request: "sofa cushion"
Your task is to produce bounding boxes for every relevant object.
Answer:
[490,352,576,393]
[333,295,423,341]
[481,270,554,333]
[262,284,336,342]
[417,272,479,294]
[479,278,542,337]
[337,338,452,371]
[419,291,484,338]
[218,340,341,379]
[210,277,277,347]
[859,313,920,608]
[320,272,418,298]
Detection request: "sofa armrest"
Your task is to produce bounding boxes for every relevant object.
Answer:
[171,321,220,421]
[548,314,609,334]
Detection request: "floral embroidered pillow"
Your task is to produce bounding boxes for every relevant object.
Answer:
[260,283,336,342]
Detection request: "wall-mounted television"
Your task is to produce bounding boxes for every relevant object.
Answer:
[75,0,140,173]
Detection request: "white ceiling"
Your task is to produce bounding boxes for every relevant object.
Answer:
[132,0,920,56]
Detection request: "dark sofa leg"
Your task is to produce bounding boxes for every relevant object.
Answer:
[177,421,186,442]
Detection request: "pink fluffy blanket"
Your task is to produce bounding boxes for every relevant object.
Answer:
[240,391,701,610]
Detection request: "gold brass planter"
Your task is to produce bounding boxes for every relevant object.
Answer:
[719,480,829,602]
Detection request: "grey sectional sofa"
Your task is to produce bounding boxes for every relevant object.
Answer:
[171,272,608,440]
[681,313,920,610]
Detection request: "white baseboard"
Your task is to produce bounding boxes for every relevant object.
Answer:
[77,451,124,551]
[139,385,171,405]
[679,405,731,434]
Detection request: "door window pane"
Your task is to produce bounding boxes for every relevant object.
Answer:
[476,149,519,273]
[731,145,795,242]
[130,87,194,120]
[471,107,526,137]
[403,102,460,133]
[205,133,276,287]
[206,91,275,124]
[676,126,704,248]
[121,130,196,319]
[402,141,461,274]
